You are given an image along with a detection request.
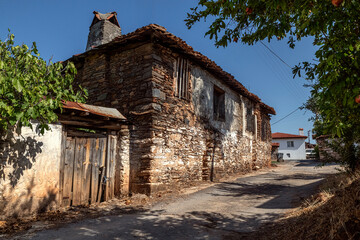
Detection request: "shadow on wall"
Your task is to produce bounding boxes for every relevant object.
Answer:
[0,129,43,187]
[0,129,58,218]
[0,176,58,219]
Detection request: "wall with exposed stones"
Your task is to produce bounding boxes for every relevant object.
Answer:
[74,42,159,194]
[144,43,272,193]
[316,137,341,162]
[0,124,62,219]
[114,125,130,197]
[73,41,272,195]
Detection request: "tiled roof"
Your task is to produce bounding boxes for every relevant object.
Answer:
[271,142,280,147]
[272,132,308,139]
[68,24,275,115]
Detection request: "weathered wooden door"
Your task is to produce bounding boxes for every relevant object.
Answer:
[60,131,116,207]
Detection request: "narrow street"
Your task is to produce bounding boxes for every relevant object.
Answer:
[13,160,339,240]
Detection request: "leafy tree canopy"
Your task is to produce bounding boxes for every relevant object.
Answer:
[0,32,87,134]
[186,0,360,170]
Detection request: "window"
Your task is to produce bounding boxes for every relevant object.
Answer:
[213,86,225,121]
[287,141,294,147]
[261,117,268,141]
[175,57,190,99]
[246,107,255,133]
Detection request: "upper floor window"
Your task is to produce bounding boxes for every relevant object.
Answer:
[287,141,294,147]
[261,117,268,141]
[213,86,225,121]
[175,57,190,100]
[246,107,255,133]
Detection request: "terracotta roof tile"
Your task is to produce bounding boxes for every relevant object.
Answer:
[272,132,307,139]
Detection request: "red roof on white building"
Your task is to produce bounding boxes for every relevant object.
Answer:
[272,132,307,139]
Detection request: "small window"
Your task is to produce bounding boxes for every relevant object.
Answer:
[261,117,268,141]
[213,86,225,121]
[287,153,291,157]
[246,107,255,133]
[287,141,294,147]
[175,57,190,99]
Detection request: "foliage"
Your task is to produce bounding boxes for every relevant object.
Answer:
[186,0,360,170]
[314,144,319,159]
[0,32,87,134]
[319,132,359,172]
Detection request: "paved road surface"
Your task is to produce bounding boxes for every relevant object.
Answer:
[13,160,339,240]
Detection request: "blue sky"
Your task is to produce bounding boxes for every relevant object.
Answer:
[0,0,318,142]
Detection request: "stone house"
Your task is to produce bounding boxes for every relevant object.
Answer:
[67,11,276,196]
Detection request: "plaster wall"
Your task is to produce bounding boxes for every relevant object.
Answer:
[273,138,306,160]
[0,124,62,219]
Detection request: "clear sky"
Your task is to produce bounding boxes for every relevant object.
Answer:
[0,0,318,142]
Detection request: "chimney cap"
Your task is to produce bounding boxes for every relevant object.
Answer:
[299,128,304,130]
[86,11,122,51]
[90,11,120,28]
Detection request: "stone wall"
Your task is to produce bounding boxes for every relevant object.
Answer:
[74,42,158,194]
[114,125,130,197]
[316,136,341,162]
[73,41,272,195]
[145,43,272,193]
[0,124,62,219]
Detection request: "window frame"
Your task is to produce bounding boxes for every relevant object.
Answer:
[261,117,268,141]
[174,57,190,100]
[287,141,294,148]
[246,107,255,133]
[213,85,225,121]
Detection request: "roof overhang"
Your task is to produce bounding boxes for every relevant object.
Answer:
[66,24,276,115]
[58,101,127,130]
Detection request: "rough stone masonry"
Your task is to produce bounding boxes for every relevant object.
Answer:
[69,12,276,196]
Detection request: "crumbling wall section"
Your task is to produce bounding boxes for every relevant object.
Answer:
[74,41,272,196]
[114,125,130,197]
[146,44,271,193]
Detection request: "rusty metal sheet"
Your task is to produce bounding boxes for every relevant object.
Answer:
[62,101,126,120]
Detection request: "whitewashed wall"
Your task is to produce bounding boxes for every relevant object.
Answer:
[0,123,63,219]
[274,138,306,160]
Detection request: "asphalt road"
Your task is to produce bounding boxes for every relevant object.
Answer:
[12,160,339,240]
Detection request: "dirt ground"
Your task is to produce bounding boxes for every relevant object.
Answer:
[2,160,340,240]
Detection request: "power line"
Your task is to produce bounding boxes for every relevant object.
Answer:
[260,40,309,83]
[271,107,300,126]
[256,44,305,100]
[260,41,292,69]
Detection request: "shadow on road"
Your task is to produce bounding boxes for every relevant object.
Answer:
[26,210,281,239]
[210,172,333,210]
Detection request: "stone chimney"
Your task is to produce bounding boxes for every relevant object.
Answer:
[86,11,122,51]
[299,128,304,136]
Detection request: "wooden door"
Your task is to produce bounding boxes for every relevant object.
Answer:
[60,131,116,207]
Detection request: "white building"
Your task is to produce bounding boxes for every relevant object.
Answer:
[272,129,308,160]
